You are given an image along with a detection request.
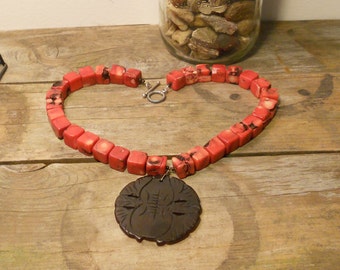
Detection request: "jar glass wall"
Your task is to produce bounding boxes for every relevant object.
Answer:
[159,0,262,64]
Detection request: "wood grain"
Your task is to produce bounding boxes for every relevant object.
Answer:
[0,21,339,269]
[0,154,339,269]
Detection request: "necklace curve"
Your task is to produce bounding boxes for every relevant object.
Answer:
[46,63,279,245]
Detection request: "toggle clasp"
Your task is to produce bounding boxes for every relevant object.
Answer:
[142,81,170,104]
[142,81,160,98]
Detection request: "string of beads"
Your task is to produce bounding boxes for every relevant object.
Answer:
[46,64,279,179]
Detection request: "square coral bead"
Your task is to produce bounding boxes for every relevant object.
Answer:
[166,70,186,91]
[187,146,210,171]
[242,115,264,138]
[93,139,115,164]
[46,88,63,102]
[259,97,278,111]
[50,116,71,139]
[109,146,130,172]
[95,65,110,84]
[230,122,253,146]
[123,68,142,88]
[146,155,167,176]
[239,70,259,90]
[63,71,83,92]
[78,66,96,86]
[63,124,85,149]
[259,97,278,120]
[127,150,148,175]
[260,87,279,101]
[110,65,126,84]
[252,106,272,126]
[48,80,69,101]
[76,131,100,155]
[211,64,227,83]
[226,65,243,84]
[46,91,63,110]
[196,64,211,82]
[217,129,240,154]
[182,66,198,85]
[204,136,225,163]
[46,99,63,111]
[172,153,195,179]
[250,78,271,98]
[51,80,70,99]
[47,107,65,122]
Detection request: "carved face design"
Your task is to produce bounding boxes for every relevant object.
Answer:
[115,175,201,245]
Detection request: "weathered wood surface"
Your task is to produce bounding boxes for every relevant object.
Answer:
[0,21,339,269]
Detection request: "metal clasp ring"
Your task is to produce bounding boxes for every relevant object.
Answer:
[147,90,167,104]
[142,81,170,104]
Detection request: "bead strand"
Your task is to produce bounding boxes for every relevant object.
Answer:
[46,64,279,179]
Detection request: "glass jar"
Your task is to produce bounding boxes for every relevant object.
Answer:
[159,0,262,64]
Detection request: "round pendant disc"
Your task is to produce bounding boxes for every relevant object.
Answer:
[115,175,202,245]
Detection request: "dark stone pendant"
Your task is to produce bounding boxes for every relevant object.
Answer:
[115,175,202,245]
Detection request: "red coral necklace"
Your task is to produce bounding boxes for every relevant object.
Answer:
[46,63,279,245]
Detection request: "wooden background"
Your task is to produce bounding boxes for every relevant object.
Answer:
[0,21,339,269]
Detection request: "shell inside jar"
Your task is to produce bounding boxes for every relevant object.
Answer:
[162,0,258,61]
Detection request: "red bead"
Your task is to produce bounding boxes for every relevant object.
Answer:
[63,71,83,92]
[95,65,110,84]
[260,87,279,101]
[172,153,195,179]
[250,78,271,98]
[47,107,65,122]
[46,90,63,110]
[226,65,243,84]
[259,97,278,111]
[50,116,71,139]
[51,80,70,99]
[217,129,240,154]
[76,131,100,155]
[166,70,186,91]
[78,66,96,86]
[146,155,167,176]
[230,122,253,146]
[204,136,225,163]
[93,139,115,164]
[259,97,278,120]
[252,106,272,126]
[63,124,85,149]
[182,66,198,85]
[211,64,227,83]
[46,99,63,111]
[109,146,130,172]
[109,64,126,84]
[127,150,148,175]
[242,115,264,138]
[123,68,142,88]
[46,88,62,101]
[196,64,211,82]
[187,146,210,171]
[239,70,259,90]
[196,64,211,76]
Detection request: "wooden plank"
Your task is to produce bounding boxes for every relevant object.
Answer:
[1,72,339,163]
[1,153,339,269]
[0,21,339,84]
